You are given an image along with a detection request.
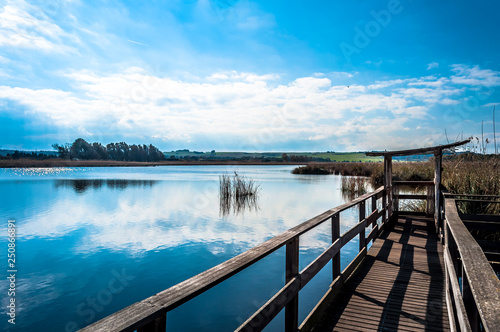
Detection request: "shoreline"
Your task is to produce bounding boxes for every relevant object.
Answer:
[0,158,306,168]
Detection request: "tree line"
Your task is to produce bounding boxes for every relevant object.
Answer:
[52,138,166,162]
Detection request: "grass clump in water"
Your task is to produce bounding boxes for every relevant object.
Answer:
[219,172,260,216]
[340,176,367,200]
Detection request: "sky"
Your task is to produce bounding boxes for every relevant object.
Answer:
[0,0,499,152]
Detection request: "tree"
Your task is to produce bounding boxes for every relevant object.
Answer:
[52,143,70,159]
[282,153,289,162]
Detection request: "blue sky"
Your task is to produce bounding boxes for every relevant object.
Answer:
[1,0,499,152]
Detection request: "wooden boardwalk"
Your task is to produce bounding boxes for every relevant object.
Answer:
[313,215,449,332]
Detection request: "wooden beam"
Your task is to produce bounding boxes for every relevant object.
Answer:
[396,194,427,200]
[285,238,299,332]
[393,180,434,186]
[434,149,442,233]
[331,214,340,280]
[427,186,435,218]
[359,201,366,252]
[445,199,500,332]
[137,315,166,332]
[444,247,473,332]
[365,139,470,156]
[235,277,301,332]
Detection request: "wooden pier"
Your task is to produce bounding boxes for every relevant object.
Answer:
[312,215,449,331]
[79,140,500,332]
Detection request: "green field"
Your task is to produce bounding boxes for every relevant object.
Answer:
[164,150,382,162]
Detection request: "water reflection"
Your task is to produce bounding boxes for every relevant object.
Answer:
[219,192,260,217]
[54,179,157,193]
[0,166,363,332]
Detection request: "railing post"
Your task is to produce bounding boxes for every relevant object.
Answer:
[359,201,366,252]
[331,214,340,280]
[393,183,399,217]
[434,149,442,233]
[137,315,167,332]
[285,237,299,332]
[371,194,377,214]
[382,189,387,224]
[426,185,435,217]
[384,155,393,220]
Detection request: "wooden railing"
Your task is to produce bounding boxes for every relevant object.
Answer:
[442,195,500,332]
[393,180,435,217]
[79,186,388,332]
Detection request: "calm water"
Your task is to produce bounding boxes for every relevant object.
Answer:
[0,166,366,332]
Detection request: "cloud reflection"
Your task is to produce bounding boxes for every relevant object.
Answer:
[11,167,361,256]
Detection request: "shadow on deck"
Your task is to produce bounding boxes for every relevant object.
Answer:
[313,215,449,332]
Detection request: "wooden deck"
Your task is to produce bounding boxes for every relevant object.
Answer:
[313,215,449,332]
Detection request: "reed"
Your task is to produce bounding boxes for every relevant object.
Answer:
[340,176,367,200]
[219,172,260,216]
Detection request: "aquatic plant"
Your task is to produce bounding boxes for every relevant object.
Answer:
[219,172,260,216]
[340,176,367,200]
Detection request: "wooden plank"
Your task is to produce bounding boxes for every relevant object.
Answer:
[300,239,341,287]
[445,193,500,199]
[365,225,378,245]
[445,199,500,332]
[298,276,343,332]
[366,209,379,227]
[384,156,393,219]
[382,190,387,224]
[137,315,166,332]
[365,139,470,156]
[427,185,435,217]
[312,216,450,332]
[393,180,435,186]
[435,149,442,233]
[359,201,366,252]
[445,279,458,332]
[455,199,500,204]
[342,247,367,281]
[332,214,340,280]
[235,277,301,332]
[397,194,428,200]
[285,238,299,332]
[78,302,163,332]
[341,219,366,246]
[371,194,377,215]
[444,246,472,332]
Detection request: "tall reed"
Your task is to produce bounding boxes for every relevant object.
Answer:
[340,176,367,200]
[219,172,260,216]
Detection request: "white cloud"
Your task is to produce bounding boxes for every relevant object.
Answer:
[0,0,78,53]
[450,64,500,87]
[427,62,439,70]
[368,79,407,90]
[409,76,449,88]
[0,64,492,150]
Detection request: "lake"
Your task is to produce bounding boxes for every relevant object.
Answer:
[0,165,367,332]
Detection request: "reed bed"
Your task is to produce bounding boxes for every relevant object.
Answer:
[293,156,500,214]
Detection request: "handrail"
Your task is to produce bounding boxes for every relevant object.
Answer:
[393,180,434,186]
[79,186,386,332]
[392,181,435,218]
[443,197,500,332]
[444,193,500,199]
